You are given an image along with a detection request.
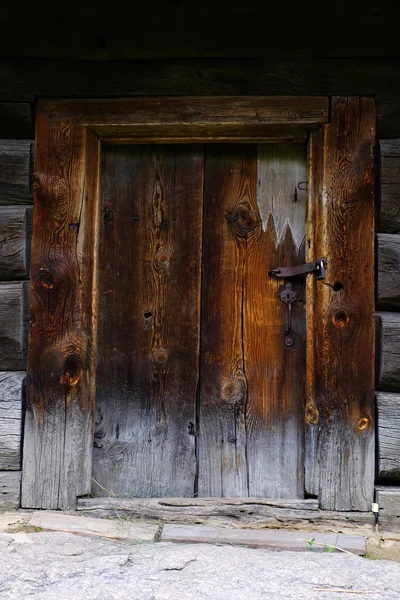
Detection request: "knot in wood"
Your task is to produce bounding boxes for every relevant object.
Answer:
[221,379,245,405]
[154,247,171,271]
[38,267,55,289]
[60,353,83,390]
[356,417,369,432]
[152,346,169,367]
[226,203,260,238]
[305,403,319,425]
[333,309,349,327]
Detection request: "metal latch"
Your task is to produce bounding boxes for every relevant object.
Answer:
[269,258,328,281]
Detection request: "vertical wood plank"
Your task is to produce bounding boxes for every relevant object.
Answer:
[198,145,258,497]
[306,97,375,511]
[244,144,307,498]
[21,115,100,509]
[93,145,203,497]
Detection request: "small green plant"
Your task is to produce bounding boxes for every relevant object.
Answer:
[323,534,339,553]
[306,537,316,551]
[33,526,43,532]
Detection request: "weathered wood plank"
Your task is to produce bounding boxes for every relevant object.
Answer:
[76,496,374,528]
[198,145,255,497]
[244,144,306,498]
[0,471,21,509]
[93,145,202,498]
[376,312,400,392]
[377,234,400,309]
[0,140,32,202]
[0,206,33,280]
[376,393,400,480]
[375,487,400,531]
[21,115,100,509]
[380,141,400,233]
[306,97,375,511]
[0,282,29,370]
[0,103,32,139]
[0,372,24,470]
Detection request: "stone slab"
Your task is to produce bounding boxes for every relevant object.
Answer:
[0,511,30,532]
[161,524,366,555]
[29,511,158,542]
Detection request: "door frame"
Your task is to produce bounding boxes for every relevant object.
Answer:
[21,96,375,511]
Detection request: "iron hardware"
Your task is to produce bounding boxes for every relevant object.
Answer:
[269,258,327,281]
[279,282,297,347]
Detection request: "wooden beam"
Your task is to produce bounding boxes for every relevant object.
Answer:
[376,392,400,480]
[376,312,400,393]
[0,282,29,370]
[375,487,400,532]
[379,141,400,233]
[0,206,33,280]
[377,234,400,309]
[0,471,21,509]
[21,114,101,510]
[306,97,375,511]
[0,372,24,470]
[76,497,374,528]
[0,103,32,139]
[0,140,33,203]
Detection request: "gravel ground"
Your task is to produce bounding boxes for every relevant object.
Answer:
[0,531,399,600]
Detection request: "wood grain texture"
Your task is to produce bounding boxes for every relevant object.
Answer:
[0,206,32,280]
[376,312,400,392]
[93,145,203,497]
[0,140,32,202]
[244,144,306,498]
[0,372,24,470]
[198,145,258,497]
[21,115,100,509]
[306,97,375,511]
[376,392,400,480]
[0,282,29,370]
[76,496,373,528]
[375,487,400,531]
[0,103,32,139]
[0,471,21,508]
[377,234,400,309]
[379,141,400,233]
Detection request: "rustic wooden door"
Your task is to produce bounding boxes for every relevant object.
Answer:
[93,142,308,498]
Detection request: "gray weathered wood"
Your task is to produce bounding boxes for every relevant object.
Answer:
[0,282,29,370]
[376,312,400,392]
[380,141,400,233]
[0,471,21,508]
[375,487,400,532]
[0,206,33,280]
[0,140,33,203]
[377,234,400,309]
[0,103,32,139]
[376,392,400,480]
[76,497,374,528]
[0,372,24,470]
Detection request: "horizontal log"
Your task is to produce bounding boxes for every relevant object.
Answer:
[0,140,33,203]
[76,497,374,528]
[0,372,24,470]
[379,141,400,232]
[0,103,32,139]
[377,234,400,309]
[377,392,400,480]
[0,471,21,508]
[0,282,29,370]
[375,487,400,532]
[376,312,400,392]
[0,206,33,280]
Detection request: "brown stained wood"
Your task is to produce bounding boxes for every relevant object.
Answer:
[244,144,307,498]
[379,141,400,233]
[0,140,32,202]
[76,496,374,529]
[0,471,21,509]
[375,487,400,532]
[0,372,24,470]
[377,234,400,309]
[306,97,375,511]
[92,145,203,497]
[198,145,257,497]
[376,312,400,393]
[0,206,33,280]
[21,115,100,510]
[376,393,400,480]
[0,282,29,370]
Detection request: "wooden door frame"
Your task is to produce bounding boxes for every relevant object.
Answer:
[22,96,375,512]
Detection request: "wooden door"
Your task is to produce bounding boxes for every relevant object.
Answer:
[93,142,307,498]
